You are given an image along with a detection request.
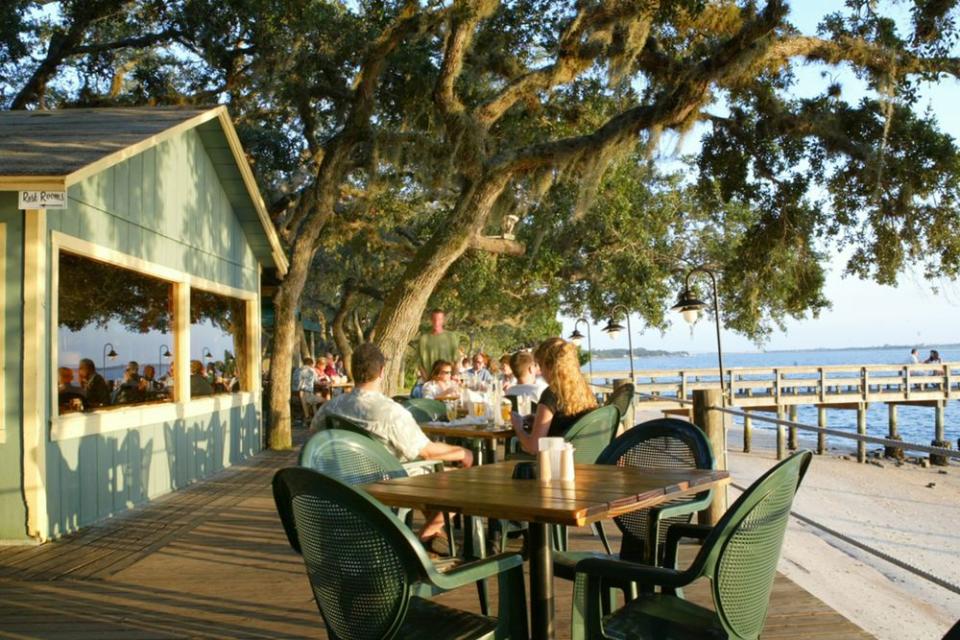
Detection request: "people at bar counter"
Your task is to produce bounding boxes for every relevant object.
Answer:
[190,360,215,397]
[510,338,597,454]
[311,342,473,555]
[421,360,461,400]
[78,358,111,408]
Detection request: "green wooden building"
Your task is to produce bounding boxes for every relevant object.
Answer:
[0,107,288,542]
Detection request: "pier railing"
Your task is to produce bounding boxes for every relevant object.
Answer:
[592,362,960,407]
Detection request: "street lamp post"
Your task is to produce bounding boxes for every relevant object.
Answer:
[672,266,726,406]
[102,342,118,376]
[201,346,214,362]
[158,344,172,377]
[602,304,635,382]
[568,317,594,383]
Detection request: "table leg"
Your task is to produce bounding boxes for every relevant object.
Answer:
[528,522,554,640]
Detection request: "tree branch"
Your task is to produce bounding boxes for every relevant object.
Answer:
[475,1,661,127]
[470,234,526,256]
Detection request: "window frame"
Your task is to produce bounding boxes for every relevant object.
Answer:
[50,231,259,441]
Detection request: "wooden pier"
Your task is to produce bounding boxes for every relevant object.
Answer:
[598,362,958,462]
[0,439,872,639]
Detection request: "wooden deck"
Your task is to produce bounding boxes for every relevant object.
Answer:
[0,444,873,639]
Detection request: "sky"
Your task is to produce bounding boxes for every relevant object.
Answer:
[562,1,960,354]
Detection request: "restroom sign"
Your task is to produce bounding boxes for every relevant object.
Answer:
[19,190,66,209]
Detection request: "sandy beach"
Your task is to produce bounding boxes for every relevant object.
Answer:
[725,424,960,639]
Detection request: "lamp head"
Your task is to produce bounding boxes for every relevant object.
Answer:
[601,319,624,341]
[671,288,707,325]
[161,347,172,358]
[568,328,585,346]
[107,348,118,359]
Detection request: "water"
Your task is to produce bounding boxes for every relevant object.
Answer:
[586,346,960,450]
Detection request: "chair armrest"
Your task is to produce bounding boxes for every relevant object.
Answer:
[575,556,691,590]
[663,522,714,570]
[424,552,525,592]
[651,490,713,521]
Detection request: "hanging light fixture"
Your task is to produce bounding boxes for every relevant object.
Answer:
[601,318,624,342]
[671,288,708,325]
[568,328,585,346]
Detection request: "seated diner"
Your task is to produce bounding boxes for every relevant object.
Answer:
[311,342,473,554]
[421,359,461,400]
[510,338,597,454]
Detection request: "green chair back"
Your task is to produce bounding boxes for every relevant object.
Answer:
[696,450,813,639]
[321,413,371,437]
[603,383,634,417]
[565,405,621,464]
[402,398,447,422]
[273,467,436,640]
[299,428,407,484]
[597,418,714,564]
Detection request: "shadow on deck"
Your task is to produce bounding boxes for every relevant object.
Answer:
[0,442,873,639]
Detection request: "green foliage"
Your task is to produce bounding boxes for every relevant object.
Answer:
[8,0,960,354]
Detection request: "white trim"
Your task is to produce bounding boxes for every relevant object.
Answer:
[49,231,262,444]
[51,392,257,441]
[22,209,48,540]
[0,223,5,445]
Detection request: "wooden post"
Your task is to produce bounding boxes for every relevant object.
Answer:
[788,405,798,450]
[776,405,786,461]
[884,404,903,460]
[692,389,728,526]
[743,388,753,453]
[817,406,827,455]
[931,401,951,466]
[856,403,867,463]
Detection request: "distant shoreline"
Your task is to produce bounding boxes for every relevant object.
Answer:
[594,343,960,358]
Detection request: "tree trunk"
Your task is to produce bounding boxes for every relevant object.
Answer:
[374,173,511,393]
[332,288,357,379]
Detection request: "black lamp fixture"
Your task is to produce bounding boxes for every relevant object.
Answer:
[102,342,118,374]
[672,266,726,405]
[201,346,214,361]
[158,344,172,377]
[567,317,594,383]
[602,304,634,381]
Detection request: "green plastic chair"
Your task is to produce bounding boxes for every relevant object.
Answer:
[557,418,715,565]
[321,413,442,476]
[572,449,813,640]
[296,429,484,612]
[402,398,447,423]
[603,383,634,418]
[273,467,528,640]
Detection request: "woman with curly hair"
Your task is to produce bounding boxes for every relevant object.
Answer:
[511,338,597,454]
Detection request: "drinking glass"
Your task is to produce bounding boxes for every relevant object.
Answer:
[445,400,457,422]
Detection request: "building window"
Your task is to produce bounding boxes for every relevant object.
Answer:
[57,251,175,414]
[190,288,248,395]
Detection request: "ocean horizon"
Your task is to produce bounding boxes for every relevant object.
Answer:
[584,345,958,452]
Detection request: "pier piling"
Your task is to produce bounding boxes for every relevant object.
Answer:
[817,406,827,455]
[692,389,728,525]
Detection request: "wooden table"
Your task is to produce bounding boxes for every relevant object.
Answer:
[365,461,729,640]
[419,421,515,465]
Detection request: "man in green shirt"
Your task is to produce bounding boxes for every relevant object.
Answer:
[417,308,461,380]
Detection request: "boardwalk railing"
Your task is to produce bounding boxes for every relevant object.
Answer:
[592,362,960,407]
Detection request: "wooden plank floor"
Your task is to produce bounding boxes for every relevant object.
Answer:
[0,444,873,639]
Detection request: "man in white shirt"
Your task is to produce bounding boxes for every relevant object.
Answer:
[295,357,318,422]
[312,342,472,552]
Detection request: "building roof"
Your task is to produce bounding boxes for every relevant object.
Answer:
[0,106,288,274]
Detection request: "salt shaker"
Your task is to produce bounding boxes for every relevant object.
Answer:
[560,444,575,482]
[537,449,552,482]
